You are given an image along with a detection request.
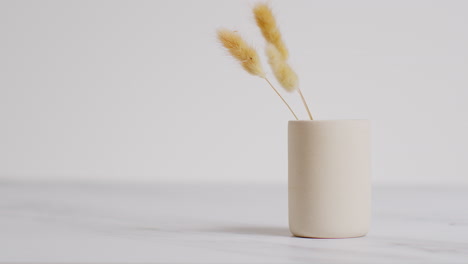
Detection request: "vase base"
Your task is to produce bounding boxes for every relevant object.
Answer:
[290,230,368,239]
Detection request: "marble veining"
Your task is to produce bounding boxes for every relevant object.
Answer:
[0,182,467,263]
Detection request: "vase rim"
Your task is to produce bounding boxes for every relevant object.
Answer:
[289,119,368,122]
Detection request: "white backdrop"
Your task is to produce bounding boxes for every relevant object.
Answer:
[1,0,466,184]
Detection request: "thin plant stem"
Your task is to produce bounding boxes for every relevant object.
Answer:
[297,87,313,120]
[264,78,298,120]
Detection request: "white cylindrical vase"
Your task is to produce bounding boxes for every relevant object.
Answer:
[288,120,371,238]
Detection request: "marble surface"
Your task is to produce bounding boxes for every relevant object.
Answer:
[0,182,467,263]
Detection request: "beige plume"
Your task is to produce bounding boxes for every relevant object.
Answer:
[253,3,288,60]
[217,29,265,78]
[253,3,314,120]
[266,44,298,92]
[217,28,298,120]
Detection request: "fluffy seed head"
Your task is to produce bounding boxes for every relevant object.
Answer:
[266,44,297,92]
[217,29,265,78]
[253,3,288,60]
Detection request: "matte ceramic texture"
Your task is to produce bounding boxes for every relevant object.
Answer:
[288,120,371,238]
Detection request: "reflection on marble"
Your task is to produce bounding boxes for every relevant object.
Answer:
[0,182,467,263]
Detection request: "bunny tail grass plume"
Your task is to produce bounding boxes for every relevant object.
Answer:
[254,3,314,120]
[266,44,297,92]
[216,28,298,120]
[217,29,265,78]
[253,3,288,60]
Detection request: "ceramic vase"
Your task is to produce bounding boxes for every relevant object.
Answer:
[288,120,371,238]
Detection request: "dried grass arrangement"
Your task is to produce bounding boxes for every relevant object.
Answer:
[217,2,313,120]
